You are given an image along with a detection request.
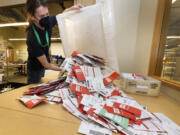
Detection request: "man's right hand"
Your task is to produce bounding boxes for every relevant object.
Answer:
[63,4,83,13]
[58,68,67,78]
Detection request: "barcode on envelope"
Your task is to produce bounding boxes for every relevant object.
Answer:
[89,130,110,135]
[122,129,134,135]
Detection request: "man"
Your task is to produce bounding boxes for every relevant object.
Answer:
[26,0,82,84]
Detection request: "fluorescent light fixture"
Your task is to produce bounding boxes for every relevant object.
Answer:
[8,37,61,41]
[172,0,177,3]
[8,38,26,41]
[0,22,29,27]
[167,36,180,39]
[51,37,61,40]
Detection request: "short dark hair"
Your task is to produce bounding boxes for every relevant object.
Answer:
[26,0,48,16]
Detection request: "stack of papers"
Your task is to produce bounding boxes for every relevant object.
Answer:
[22,51,180,135]
[24,77,66,95]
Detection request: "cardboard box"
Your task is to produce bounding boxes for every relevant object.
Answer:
[119,73,161,96]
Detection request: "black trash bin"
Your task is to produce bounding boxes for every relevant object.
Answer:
[0,82,27,94]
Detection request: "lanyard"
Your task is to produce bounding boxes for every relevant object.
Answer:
[32,25,49,47]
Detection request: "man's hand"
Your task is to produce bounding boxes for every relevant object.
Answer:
[58,68,67,78]
[63,4,83,13]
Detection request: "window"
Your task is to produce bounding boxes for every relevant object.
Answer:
[149,0,180,90]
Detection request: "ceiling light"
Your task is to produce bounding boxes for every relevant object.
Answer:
[167,36,180,39]
[178,45,180,47]
[8,38,26,41]
[172,0,177,3]
[51,37,61,40]
[165,45,168,47]
[0,22,29,27]
[8,37,61,41]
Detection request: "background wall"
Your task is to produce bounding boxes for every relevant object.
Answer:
[13,42,27,62]
[50,42,65,57]
[74,0,96,6]
[0,27,14,43]
[133,0,158,75]
[0,27,15,51]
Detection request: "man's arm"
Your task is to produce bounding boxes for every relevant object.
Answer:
[39,4,83,27]
[49,47,52,62]
[37,54,63,71]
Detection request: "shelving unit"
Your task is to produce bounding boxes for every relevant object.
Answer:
[0,47,17,83]
[0,47,27,92]
[0,49,6,83]
[162,49,180,81]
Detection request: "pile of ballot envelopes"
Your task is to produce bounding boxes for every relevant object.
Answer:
[22,51,180,135]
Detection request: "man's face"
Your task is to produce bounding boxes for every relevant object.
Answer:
[33,6,49,26]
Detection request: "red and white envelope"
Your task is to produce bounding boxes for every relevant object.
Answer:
[103,72,120,85]
[113,102,142,117]
[72,65,86,82]
[19,95,46,109]
[103,104,136,121]
[70,83,91,96]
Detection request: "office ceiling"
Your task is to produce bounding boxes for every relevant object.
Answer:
[0,0,74,38]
